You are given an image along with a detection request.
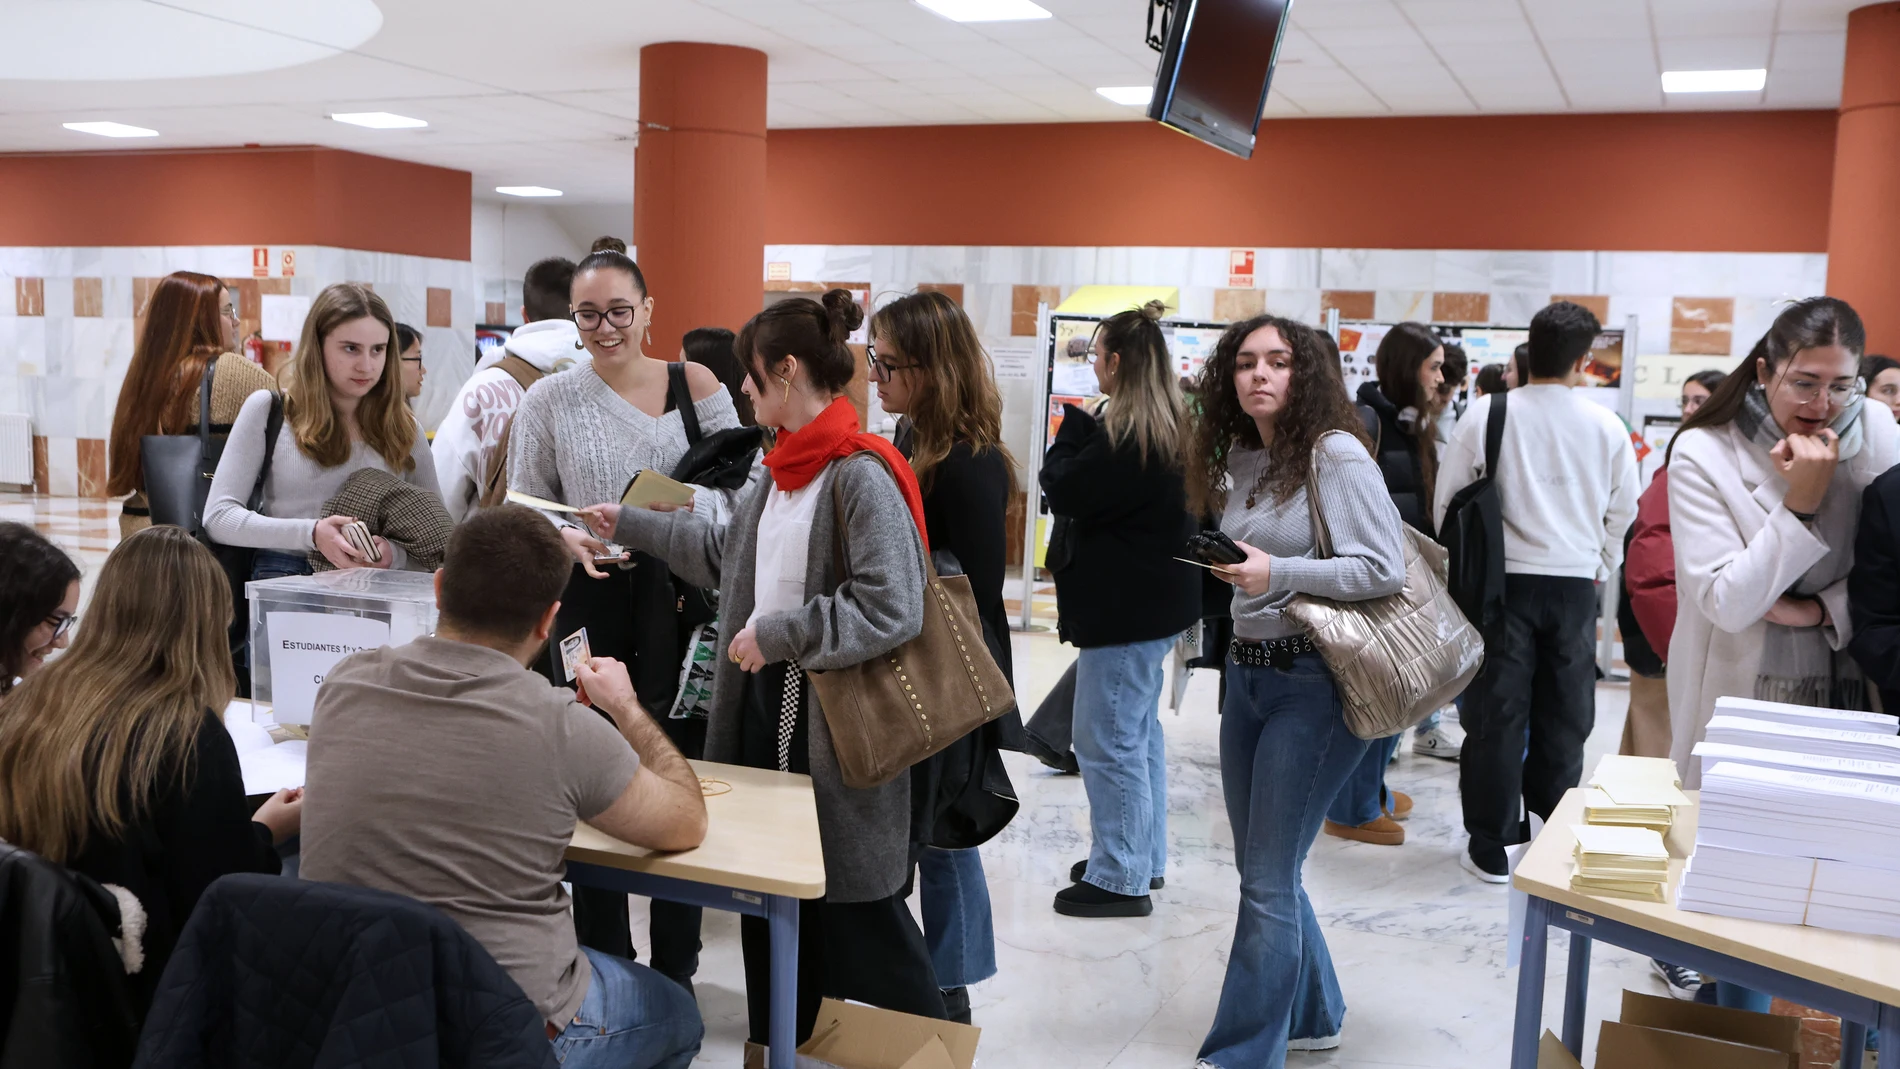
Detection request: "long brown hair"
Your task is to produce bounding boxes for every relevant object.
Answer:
[283,283,416,470]
[1094,301,1186,467]
[1189,315,1370,515]
[1374,320,1442,505]
[0,527,236,864]
[1668,297,1866,465]
[870,290,1016,492]
[106,271,230,496]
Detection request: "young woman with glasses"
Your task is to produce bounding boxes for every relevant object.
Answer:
[0,522,81,694]
[395,322,426,404]
[507,249,743,988]
[866,290,1020,1023]
[1041,301,1200,919]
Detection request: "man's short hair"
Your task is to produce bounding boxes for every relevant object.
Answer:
[438,505,572,642]
[1527,301,1601,379]
[521,257,576,324]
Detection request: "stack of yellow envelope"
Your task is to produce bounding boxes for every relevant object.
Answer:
[1571,823,1671,901]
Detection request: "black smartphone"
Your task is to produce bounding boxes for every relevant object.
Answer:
[1186,531,1246,566]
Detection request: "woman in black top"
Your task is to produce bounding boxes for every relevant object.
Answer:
[1042,301,1199,919]
[0,521,81,694]
[1323,322,1445,849]
[0,525,299,1015]
[868,290,1020,1023]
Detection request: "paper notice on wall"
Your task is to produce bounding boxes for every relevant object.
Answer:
[265,611,390,724]
[989,340,1036,382]
[260,294,313,343]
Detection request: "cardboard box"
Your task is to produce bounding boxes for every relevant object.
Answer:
[1538,1029,1585,1069]
[744,1000,981,1069]
[1597,1020,1789,1068]
[1617,990,1801,1069]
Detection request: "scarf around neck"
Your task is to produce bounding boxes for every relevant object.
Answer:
[1736,383,1866,461]
[762,396,930,555]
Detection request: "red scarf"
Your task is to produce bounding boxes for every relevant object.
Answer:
[763,397,930,555]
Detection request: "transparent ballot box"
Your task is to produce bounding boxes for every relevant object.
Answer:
[247,570,437,725]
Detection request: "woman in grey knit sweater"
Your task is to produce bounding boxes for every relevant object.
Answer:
[582,290,948,1045]
[1187,315,1406,1069]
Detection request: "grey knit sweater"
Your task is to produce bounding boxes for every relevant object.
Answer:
[507,364,739,511]
[612,454,927,903]
[1221,432,1407,640]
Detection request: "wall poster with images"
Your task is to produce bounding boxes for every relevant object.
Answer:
[1343,323,1627,416]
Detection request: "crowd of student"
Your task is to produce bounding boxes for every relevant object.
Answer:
[0,244,1896,1069]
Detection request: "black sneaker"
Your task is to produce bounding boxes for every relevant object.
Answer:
[1070,858,1164,890]
[940,985,971,1025]
[1651,959,1703,1001]
[1054,881,1153,918]
[1460,848,1510,885]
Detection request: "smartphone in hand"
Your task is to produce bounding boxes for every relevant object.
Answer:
[1185,531,1247,567]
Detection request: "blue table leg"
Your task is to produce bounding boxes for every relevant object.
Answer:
[1512,896,1553,1069]
[768,893,800,1069]
[1562,932,1592,1056]
[1839,1020,1866,1069]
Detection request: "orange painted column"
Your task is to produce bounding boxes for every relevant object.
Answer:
[635,42,768,359]
[1827,3,1900,355]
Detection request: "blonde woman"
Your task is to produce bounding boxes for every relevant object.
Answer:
[205,283,440,580]
[1041,301,1199,918]
[0,526,300,1013]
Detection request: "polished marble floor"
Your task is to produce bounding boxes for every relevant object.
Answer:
[8,493,1657,1068]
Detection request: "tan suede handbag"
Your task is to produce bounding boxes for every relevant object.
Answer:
[806,452,1016,789]
[1283,432,1486,740]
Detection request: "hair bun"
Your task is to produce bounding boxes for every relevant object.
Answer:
[820,288,865,342]
[1139,299,1167,322]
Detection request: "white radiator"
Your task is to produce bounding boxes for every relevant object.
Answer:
[0,414,32,486]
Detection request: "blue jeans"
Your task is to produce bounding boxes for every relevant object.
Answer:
[919,847,997,987]
[553,947,703,1069]
[251,550,312,581]
[1072,637,1173,896]
[1199,653,1369,1069]
[1326,734,1401,826]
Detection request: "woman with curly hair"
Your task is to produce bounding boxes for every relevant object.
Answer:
[1188,315,1405,1069]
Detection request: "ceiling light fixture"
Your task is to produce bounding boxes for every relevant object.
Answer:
[1096,86,1153,106]
[330,111,428,129]
[915,0,1052,23]
[62,121,158,138]
[496,186,563,198]
[1661,68,1767,94]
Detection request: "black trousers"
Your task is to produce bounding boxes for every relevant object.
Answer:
[1459,574,1600,868]
[540,562,707,981]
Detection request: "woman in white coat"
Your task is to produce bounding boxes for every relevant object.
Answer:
[1667,296,1898,789]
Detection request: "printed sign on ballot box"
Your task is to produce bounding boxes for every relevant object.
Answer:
[264,612,390,724]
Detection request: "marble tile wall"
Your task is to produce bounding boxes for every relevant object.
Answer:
[0,245,475,497]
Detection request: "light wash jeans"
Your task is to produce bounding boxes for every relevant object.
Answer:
[1072,637,1173,896]
[1199,652,1368,1069]
[1326,734,1401,827]
[552,947,704,1069]
[919,846,998,987]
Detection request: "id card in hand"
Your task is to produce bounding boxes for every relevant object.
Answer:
[560,627,592,682]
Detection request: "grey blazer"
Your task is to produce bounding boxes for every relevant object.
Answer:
[614,453,926,902]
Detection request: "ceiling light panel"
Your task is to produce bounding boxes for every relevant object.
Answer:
[1095,86,1152,106]
[330,111,429,129]
[496,186,562,197]
[1661,68,1767,93]
[62,121,158,138]
[914,0,1052,23]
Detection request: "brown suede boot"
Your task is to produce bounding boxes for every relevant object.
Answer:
[1322,815,1405,846]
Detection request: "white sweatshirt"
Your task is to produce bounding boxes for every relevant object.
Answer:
[1432,384,1638,581]
[430,319,589,524]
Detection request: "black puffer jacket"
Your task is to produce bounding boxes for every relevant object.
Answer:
[134,875,555,1069]
[0,843,140,1069]
[1356,381,1436,539]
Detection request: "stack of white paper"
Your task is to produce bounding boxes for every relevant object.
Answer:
[1689,741,1900,787]
[1806,859,1900,939]
[1699,715,1900,765]
[1676,844,1814,924]
[1571,823,1670,901]
[1712,695,1899,735]
[223,714,307,796]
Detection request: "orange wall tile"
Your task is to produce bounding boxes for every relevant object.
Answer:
[31,436,48,495]
[1214,288,1267,322]
[917,283,963,306]
[1011,284,1061,336]
[1432,292,1490,323]
[15,278,43,317]
[485,302,507,325]
[1671,296,1736,355]
[75,439,106,498]
[1553,294,1611,322]
[427,288,452,328]
[72,278,103,317]
[1322,290,1376,320]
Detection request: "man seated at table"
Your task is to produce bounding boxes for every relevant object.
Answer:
[301,504,708,1069]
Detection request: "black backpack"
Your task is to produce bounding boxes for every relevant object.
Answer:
[1440,392,1508,638]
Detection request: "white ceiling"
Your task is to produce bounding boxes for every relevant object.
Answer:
[0,0,1862,205]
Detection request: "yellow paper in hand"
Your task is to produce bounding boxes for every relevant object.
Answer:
[621,470,697,510]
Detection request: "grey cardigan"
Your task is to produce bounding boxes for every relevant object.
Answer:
[614,452,926,902]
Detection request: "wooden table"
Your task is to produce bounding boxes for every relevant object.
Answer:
[564,759,825,1069]
[1511,788,1900,1069]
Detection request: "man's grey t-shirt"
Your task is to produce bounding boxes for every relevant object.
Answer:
[301,636,639,1025]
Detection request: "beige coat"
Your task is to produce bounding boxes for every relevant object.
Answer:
[1665,411,1899,785]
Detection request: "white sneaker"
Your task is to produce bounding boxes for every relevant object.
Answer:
[1414,720,1465,760]
[1288,1034,1341,1051]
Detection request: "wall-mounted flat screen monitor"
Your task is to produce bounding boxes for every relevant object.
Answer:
[1147,0,1294,159]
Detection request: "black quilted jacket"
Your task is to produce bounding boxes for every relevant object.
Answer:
[132,875,555,1069]
[0,842,140,1069]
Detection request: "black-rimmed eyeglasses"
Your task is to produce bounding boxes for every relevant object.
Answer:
[865,340,917,380]
[574,306,638,331]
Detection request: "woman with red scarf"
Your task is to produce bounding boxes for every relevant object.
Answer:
[582,289,945,1046]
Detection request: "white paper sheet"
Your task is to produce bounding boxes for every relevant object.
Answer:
[259,294,312,343]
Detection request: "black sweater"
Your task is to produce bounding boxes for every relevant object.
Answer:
[1356,381,1435,539]
[68,709,281,1013]
[1040,404,1199,648]
[1849,466,1900,714]
[917,439,1016,682]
